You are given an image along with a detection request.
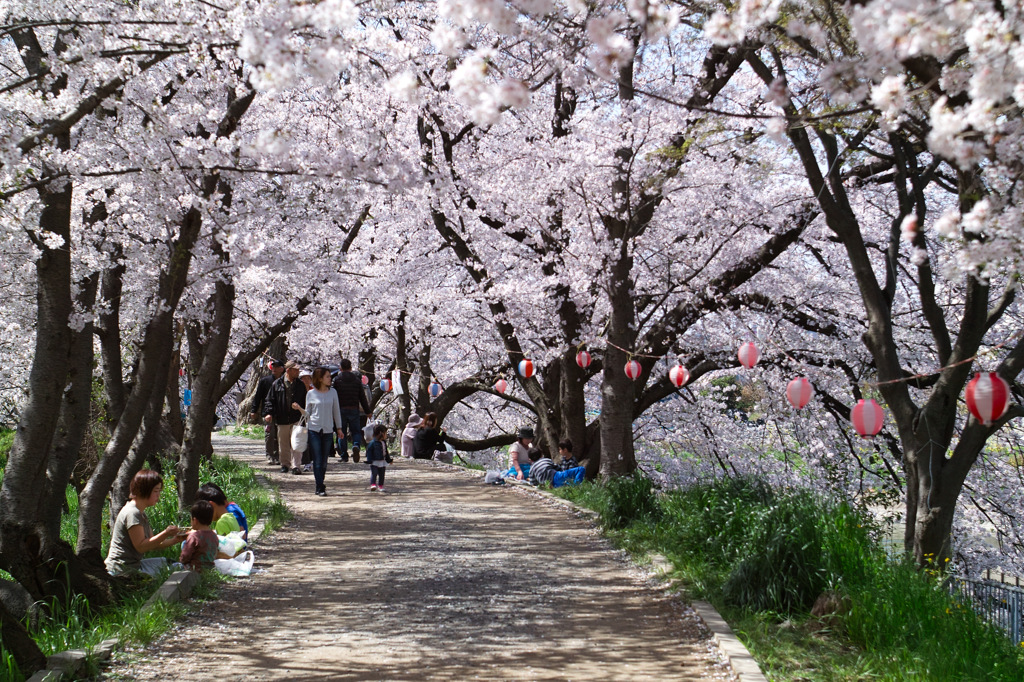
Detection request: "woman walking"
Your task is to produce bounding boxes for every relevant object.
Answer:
[301,367,344,496]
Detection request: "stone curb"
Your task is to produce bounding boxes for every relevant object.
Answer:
[649,554,768,682]
[425,458,765,682]
[26,568,200,682]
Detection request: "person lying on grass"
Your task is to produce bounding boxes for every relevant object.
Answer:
[105,469,186,577]
[527,447,586,488]
[179,500,219,572]
[195,482,247,558]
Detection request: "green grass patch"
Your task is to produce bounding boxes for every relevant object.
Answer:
[555,475,1024,681]
[220,422,265,440]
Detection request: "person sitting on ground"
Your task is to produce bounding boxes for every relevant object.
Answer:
[365,423,393,492]
[527,446,586,488]
[558,439,579,470]
[195,483,242,533]
[105,469,186,577]
[401,414,422,458]
[504,426,534,480]
[179,500,220,572]
[412,412,447,460]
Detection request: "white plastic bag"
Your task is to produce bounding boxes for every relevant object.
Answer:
[218,530,247,557]
[291,416,308,452]
[214,550,254,577]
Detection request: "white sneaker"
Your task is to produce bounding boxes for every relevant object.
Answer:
[303,464,312,472]
[369,484,378,491]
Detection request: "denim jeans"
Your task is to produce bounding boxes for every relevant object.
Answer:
[337,408,362,456]
[552,466,586,488]
[309,430,332,493]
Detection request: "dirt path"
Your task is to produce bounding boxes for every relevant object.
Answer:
[104,435,733,681]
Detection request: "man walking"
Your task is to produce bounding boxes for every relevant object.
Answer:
[250,359,284,465]
[263,360,307,474]
[332,359,370,462]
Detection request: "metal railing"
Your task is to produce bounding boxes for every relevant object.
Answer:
[946,573,1024,645]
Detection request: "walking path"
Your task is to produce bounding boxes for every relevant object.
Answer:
[105,435,734,680]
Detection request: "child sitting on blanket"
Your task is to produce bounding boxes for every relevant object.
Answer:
[179,500,219,572]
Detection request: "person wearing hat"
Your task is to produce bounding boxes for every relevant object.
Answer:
[505,426,535,480]
[251,359,284,465]
[401,414,422,459]
[263,360,307,475]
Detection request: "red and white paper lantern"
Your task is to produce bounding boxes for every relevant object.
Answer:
[668,365,690,388]
[966,372,1011,426]
[379,378,392,392]
[851,399,884,438]
[494,379,508,394]
[576,350,592,369]
[786,377,814,409]
[429,381,443,398]
[518,359,535,378]
[738,342,760,369]
[624,360,642,380]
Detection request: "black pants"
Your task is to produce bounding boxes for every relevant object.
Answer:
[264,420,279,462]
[371,466,386,487]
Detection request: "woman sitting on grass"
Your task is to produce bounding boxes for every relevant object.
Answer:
[105,469,185,577]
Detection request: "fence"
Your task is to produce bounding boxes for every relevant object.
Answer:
[946,572,1024,646]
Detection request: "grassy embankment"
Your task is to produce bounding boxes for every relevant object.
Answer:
[553,474,1024,682]
[0,428,289,681]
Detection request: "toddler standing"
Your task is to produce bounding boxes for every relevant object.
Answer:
[365,423,391,492]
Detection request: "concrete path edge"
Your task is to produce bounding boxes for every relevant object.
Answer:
[424,458,769,682]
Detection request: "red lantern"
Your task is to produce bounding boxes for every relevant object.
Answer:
[851,399,884,437]
[786,377,814,409]
[494,379,508,394]
[379,378,392,392]
[361,374,369,386]
[738,342,759,369]
[266,359,274,370]
[966,372,1011,426]
[518,359,534,378]
[625,360,642,380]
[668,365,689,388]
[576,350,591,369]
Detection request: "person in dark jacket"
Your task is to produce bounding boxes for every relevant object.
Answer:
[332,358,370,462]
[250,359,284,464]
[263,361,307,474]
[412,412,446,460]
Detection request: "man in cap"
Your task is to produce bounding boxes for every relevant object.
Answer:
[251,359,284,465]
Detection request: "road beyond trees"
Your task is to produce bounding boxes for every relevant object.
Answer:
[103,435,733,680]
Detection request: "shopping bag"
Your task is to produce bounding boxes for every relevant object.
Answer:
[291,416,309,452]
[214,550,254,577]
[218,531,247,557]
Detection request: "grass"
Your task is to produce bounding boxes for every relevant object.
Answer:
[219,422,265,440]
[554,474,1024,682]
[0,438,287,682]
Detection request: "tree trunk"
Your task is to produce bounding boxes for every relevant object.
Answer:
[180,258,235,508]
[77,206,204,555]
[395,310,412,424]
[0,599,46,676]
[97,255,127,433]
[40,274,99,543]
[0,164,76,598]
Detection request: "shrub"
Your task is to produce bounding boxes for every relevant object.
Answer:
[602,473,661,529]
